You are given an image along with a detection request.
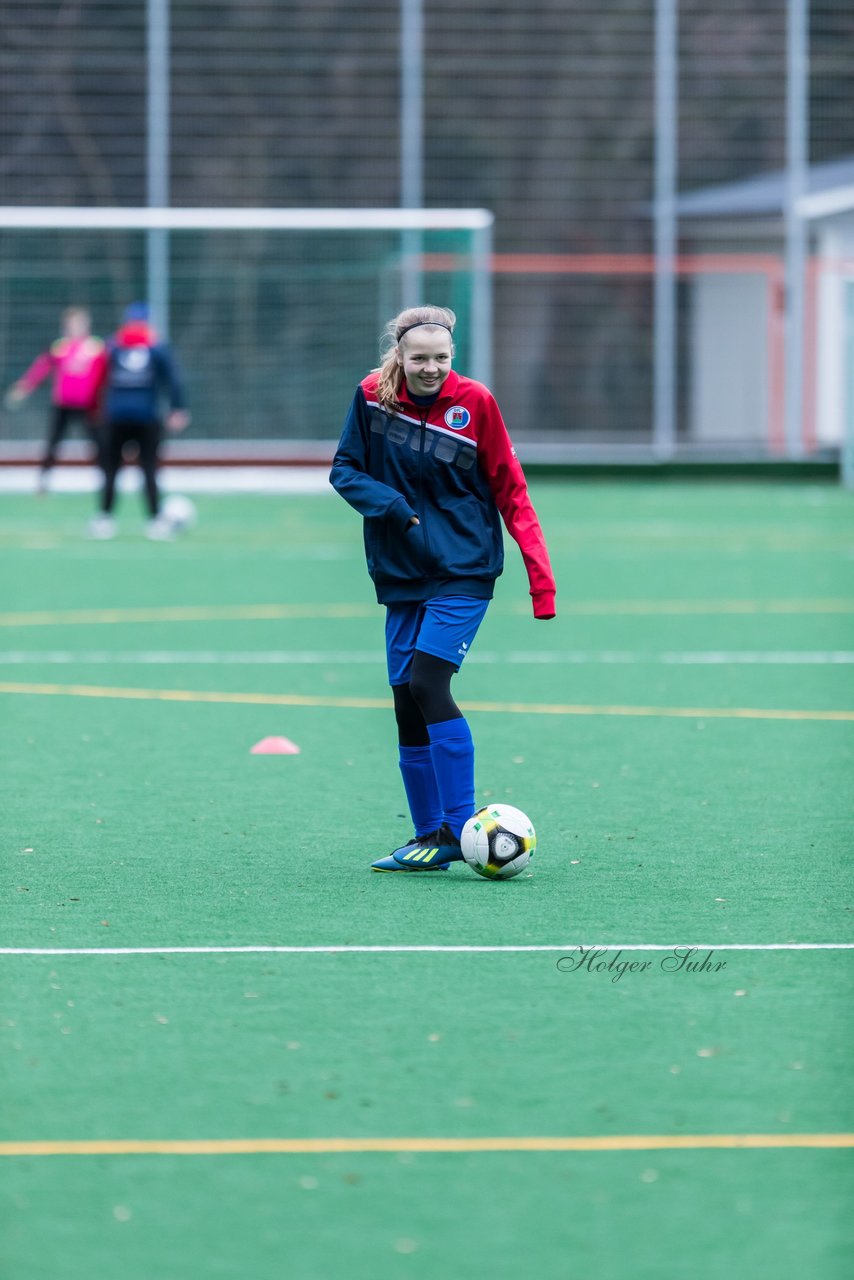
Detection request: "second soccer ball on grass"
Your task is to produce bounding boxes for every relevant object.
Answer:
[162,494,197,534]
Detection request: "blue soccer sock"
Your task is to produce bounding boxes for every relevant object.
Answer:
[398,744,443,837]
[427,717,476,841]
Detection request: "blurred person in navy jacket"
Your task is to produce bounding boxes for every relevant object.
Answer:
[88,303,190,541]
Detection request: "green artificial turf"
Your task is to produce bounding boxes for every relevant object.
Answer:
[1,482,853,1279]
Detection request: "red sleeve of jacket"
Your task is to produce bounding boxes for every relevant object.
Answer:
[477,391,556,619]
[18,349,57,392]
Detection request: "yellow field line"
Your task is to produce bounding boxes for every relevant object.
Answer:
[461,700,854,722]
[0,604,377,627]
[0,681,851,722]
[1,1134,852,1157]
[0,681,388,711]
[557,599,854,616]
[1,599,852,627]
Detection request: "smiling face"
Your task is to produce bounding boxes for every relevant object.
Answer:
[398,326,453,397]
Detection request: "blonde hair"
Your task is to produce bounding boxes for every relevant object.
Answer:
[374,305,456,409]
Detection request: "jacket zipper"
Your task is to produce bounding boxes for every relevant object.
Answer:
[417,412,434,568]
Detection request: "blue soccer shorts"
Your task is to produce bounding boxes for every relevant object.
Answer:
[385,595,490,686]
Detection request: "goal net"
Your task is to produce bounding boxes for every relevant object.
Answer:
[0,207,492,450]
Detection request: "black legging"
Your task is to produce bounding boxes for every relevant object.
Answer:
[393,651,463,746]
[41,405,101,473]
[101,419,161,517]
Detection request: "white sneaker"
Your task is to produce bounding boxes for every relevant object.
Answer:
[145,514,175,541]
[87,514,117,540]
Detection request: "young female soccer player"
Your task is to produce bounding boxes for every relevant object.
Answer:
[4,307,106,492]
[330,305,556,872]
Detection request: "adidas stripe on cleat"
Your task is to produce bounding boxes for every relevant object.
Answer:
[392,824,464,869]
[398,844,445,866]
[370,827,460,872]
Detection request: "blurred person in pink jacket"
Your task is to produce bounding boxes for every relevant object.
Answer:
[5,307,107,492]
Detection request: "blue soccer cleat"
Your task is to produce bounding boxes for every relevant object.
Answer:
[370,826,463,873]
[370,831,438,873]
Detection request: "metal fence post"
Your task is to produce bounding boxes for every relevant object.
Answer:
[843,279,854,489]
[653,0,678,458]
[147,0,170,336]
[400,0,424,308]
[784,0,809,458]
[470,218,494,389]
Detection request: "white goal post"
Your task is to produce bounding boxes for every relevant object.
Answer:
[0,205,494,392]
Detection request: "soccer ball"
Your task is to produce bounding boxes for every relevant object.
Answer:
[162,494,197,533]
[460,804,536,880]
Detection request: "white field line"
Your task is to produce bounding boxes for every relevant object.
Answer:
[1,650,854,667]
[1,943,853,957]
[3,1134,853,1156]
[0,466,333,495]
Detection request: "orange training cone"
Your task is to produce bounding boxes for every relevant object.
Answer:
[250,736,301,755]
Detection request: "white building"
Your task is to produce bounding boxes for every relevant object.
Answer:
[675,154,854,452]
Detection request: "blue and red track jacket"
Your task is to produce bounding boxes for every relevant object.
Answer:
[103,321,187,424]
[330,369,556,617]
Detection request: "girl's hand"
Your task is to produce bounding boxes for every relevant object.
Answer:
[166,409,190,432]
[4,384,27,410]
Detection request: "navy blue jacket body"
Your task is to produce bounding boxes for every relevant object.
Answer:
[104,323,186,424]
